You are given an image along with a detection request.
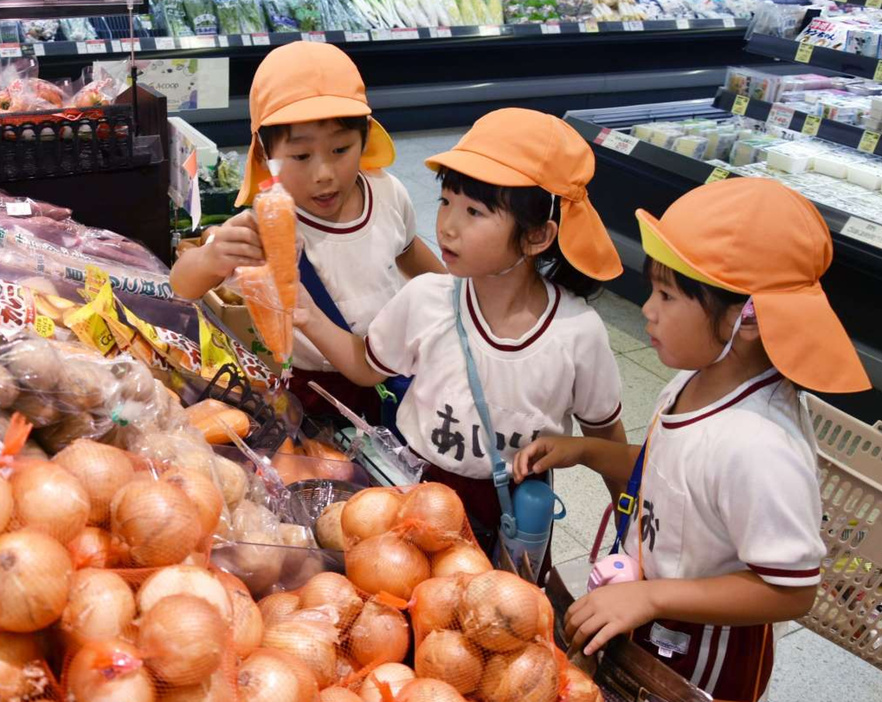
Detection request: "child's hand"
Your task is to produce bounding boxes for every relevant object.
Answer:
[203,210,265,278]
[565,581,658,655]
[292,283,317,329]
[512,436,588,484]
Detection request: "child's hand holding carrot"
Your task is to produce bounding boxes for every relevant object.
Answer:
[203,210,265,278]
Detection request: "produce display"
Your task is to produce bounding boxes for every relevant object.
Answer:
[1,61,120,115]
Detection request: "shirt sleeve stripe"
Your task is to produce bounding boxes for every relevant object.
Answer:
[748,564,821,579]
[575,403,623,429]
[364,336,397,377]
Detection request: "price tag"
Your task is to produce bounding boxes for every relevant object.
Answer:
[234,35,245,46]
[795,42,814,63]
[594,127,639,155]
[5,201,32,217]
[802,115,822,136]
[0,43,22,58]
[623,21,644,31]
[155,37,176,50]
[859,130,881,154]
[732,95,750,116]
[391,28,420,40]
[767,103,795,130]
[345,30,371,41]
[705,167,731,184]
[582,19,600,33]
[479,25,502,36]
[194,35,216,47]
[371,28,392,41]
[867,0,882,8]
[86,39,107,54]
[76,41,88,54]
[33,316,55,339]
[723,17,736,28]
[111,40,122,52]
[428,27,453,38]
[541,23,561,34]
[33,44,45,56]
[120,38,141,52]
[842,216,882,249]
[676,18,690,30]
[252,33,270,45]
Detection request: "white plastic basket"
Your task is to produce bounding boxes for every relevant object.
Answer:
[803,394,882,670]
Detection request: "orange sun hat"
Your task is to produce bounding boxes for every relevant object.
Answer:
[236,42,396,207]
[424,108,623,281]
[636,178,870,394]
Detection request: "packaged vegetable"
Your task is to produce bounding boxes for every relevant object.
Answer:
[183,0,220,34]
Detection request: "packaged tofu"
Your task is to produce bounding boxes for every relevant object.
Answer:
[672,136,709,160]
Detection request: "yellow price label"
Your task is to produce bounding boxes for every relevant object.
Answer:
[732,95,750,116]
[802,115,822,136]
[706,167,731,184]
[859,130,881,154]
[33,315,55,339]
[875,60,882,83]
[582,19,599,33]
[795,42,814,63]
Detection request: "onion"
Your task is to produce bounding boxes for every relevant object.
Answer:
[216,571,264,658]
[561,665,602,702]
[397,679,467,702]
[160,468,223,541]
[349,600,410,666]
[396,484,465,552]
[431,541,493,578]
[298,572,363,626]
[137,566,233,623]
[68,639,155,702]
[0,631,49,700]
[139,594,227,686]
[53,439,135,526]
[414,630,483,694]
[315,502,347,550]
[158,671,235,702]
[336,654,356,684]
[358,663,414,702]
[410,577,466,636]
[62,568,136,644]
[0,477,11,532]
[479,644,559,702]
[341,489,402,545]
[68,526,120,569]
[12,460,90,543]
[458,571,542,652]
[257,592,301,628]
[262,611,338,688]
[229,533,285,596]
[111,479,201,567]
[346,533,430,600]
[238,648,320,702]
[0,528,73,632]
[320,687,362,702]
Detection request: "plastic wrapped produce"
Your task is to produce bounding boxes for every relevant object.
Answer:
[60,18,98,41]
[216,0,246,33]
[151,0,196,36]
[240,0,270,32]
[20,19,59,43]
[183,0,220,34]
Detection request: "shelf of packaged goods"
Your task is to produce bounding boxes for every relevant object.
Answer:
[746,33,882,83]
[3,18,747,58]
[713,88,882,158]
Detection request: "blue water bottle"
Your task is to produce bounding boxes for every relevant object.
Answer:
[509,477,566,579]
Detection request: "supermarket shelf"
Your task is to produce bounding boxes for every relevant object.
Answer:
[745,33,882,82]
[713,88,882,157]
[1,18,748,58]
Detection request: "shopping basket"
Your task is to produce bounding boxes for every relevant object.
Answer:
[803,394,882,670]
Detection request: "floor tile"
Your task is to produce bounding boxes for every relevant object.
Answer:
[617,356,668,432]
[553,466,615,558]
[551,523,590,565]
[592,290,651,351]
[627,426,648,445]
[625,346,679,383]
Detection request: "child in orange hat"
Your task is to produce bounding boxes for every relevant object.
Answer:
[514,178,871,701]
[292,108,627,580]
[170,42,444,420]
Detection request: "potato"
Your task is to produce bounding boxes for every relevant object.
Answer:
[116,361,155,404]
[214,456,248,509]
[0,365,20,409]
[315,502,347,551]
[13,391,60,427]
[3,338,61,392]
[60,361,113,411]
[35,412,99,454]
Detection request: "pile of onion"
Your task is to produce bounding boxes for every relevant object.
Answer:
[562,664,603,702]
[298,572,363,626]
[414,630,483,695]
[217,571,264,659]
[11,460,90,543]
[257,592,301,629]
[397,678,467,702]
[138,594,227,686]
[0,528,73,632]
[410,577,467,636]
[61,568,136,645]
[348,600,410,666]
[67,639,155,702]
[137,566,233,624]
[238,648,320,702]
[320,686,362,702]
[160,468,224,541]
[67,526,119,569]
[480,644,560,702]
[159,670,235,702]
[0,631,50,701]
[111,479,201,567]
[52,439,135,526]
[431,541,492,578]
[0,476,12,533]
[346,533,429,600]
[340,489,402,545]
[395,483,465,552]
[458,570,543,652]
[358,663,415,702]
[262,609,338,688]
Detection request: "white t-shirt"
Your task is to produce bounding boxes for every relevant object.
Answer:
[623,367,826,588]
[291,170,417,371]
[365,273,623,479]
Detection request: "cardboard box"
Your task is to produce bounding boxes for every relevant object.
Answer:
[203,289,284,375]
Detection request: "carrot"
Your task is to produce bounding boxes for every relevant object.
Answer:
[254,184,298,311]
[185,398,251,444]
[236,265,294,364]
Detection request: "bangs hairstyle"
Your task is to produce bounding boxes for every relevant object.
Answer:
[438,168,602,299]
[258,116,369,159]
[643,257,749,342]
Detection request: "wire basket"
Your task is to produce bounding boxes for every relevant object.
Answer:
[803,394,882,670]
[286,478,364,531]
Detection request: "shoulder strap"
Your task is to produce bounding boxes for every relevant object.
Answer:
[452,278,517,538]
[611,441,647,554]
[299,252,349,331]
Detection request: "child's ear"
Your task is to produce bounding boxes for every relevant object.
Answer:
[523,221,558,257]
